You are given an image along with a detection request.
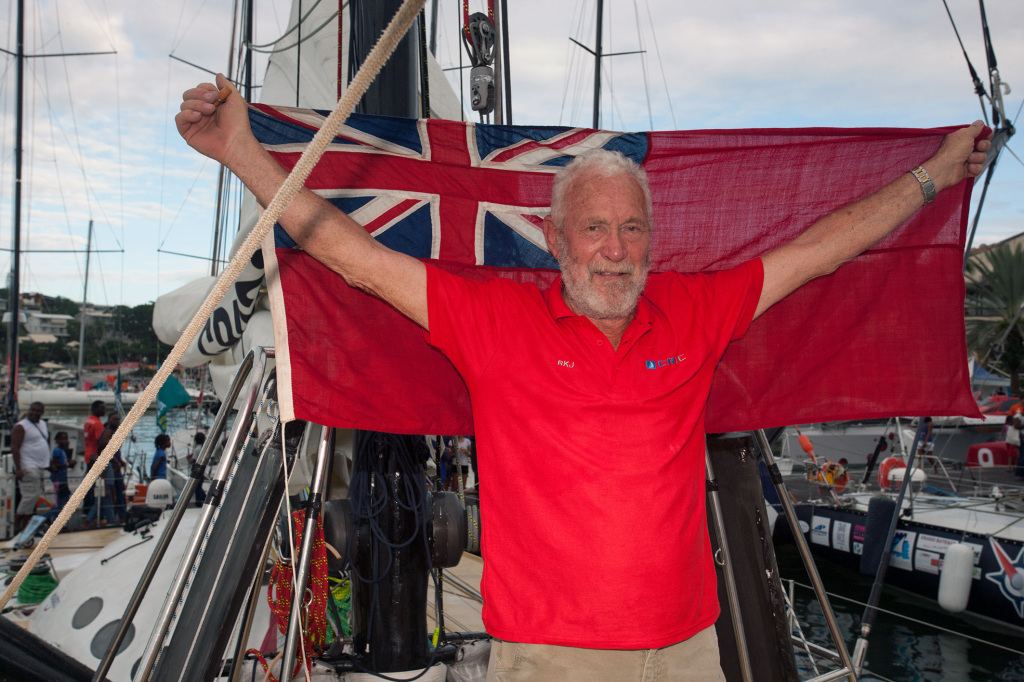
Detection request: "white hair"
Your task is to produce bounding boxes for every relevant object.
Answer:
[549,149,653,229]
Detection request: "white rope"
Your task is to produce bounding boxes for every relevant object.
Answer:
[0,0,427,611]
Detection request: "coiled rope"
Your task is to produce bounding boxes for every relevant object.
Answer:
[247,511,329,681]
[0,0,427,611]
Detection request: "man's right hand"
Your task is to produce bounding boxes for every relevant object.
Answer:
[174,71,430,331]
[176,73,255,169]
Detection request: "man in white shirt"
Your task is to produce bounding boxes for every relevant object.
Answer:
[12,401,50,532]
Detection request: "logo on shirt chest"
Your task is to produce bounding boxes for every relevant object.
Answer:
[645,353,686,369]
[556,360,575,369]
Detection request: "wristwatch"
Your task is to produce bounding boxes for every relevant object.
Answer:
[910,166,936,205]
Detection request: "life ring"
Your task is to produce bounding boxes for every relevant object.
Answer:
[816,461,849,493]
[878,456,906,489]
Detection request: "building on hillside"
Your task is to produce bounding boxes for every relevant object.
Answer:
[23,311,74,340]
[19,292,47,311]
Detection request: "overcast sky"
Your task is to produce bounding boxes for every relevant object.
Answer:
[0,0,1021,307]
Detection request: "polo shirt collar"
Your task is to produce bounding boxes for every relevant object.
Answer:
[545,274,654,332]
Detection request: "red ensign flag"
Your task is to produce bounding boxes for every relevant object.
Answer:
[255,104,979,434]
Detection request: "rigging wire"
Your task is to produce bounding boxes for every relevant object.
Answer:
[606,0,613,129]
[20,1,42,298]
[57,0,124,278]
[600,59,628,131]
[154,45,178,297]
[569,1,595,126]
[80,0,118,48]
[940,0,991,125]
[787,578,1024,658]
[36,67,85,286]
[631,0,653,131]
[641,0,675,129]
[556,1,584,126]
[246,0,328,49]
[158,158,214,251]
[1000,143,1023,170]
[102,0,127,309]
[247,12,340,55]
[169,0,217,56]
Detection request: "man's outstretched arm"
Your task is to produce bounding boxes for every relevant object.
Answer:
[176,74,429,330]
[754,122,991,320]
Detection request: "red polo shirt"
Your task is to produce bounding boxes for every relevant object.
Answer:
[425,258,763,649]
[84,414,104,465]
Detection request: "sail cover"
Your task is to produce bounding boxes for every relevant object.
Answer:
[256,103,980,434]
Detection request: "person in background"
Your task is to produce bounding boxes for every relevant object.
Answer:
[151,434,171,480]
[1005,399,1024,479]
[83,400,106,466]
[917,416,936,471]
[98,413,127,523]
[456,436,473,488]
[50,431,74,515]
[83,452,116,528]
[467,435,479,489]
[188,432,208,506]
[439,442,454,491]
[12,401,50,533]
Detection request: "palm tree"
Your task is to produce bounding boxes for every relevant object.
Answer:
[965,242,1024,396]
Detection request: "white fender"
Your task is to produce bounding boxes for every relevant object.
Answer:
[938,542,974,613]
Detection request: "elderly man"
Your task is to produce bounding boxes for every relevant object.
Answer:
[177,74,989,680]
[12,401,50,532]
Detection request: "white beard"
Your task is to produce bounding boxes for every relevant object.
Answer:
[556,231,649,320]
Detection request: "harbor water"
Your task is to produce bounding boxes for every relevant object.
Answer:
[45,404,210,482]
[776,544,1024,681]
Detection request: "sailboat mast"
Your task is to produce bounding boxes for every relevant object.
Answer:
[592,0,603,128]
[5,0,25,418]
[76,220,93,390]
[244,0,254,101]
[210,0,243,277]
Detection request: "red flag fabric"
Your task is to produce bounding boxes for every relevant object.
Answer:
[256,105,980,434]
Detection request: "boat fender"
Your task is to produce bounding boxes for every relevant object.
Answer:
[859,496,897,576]
[798,433,815,457]
[877,456,906,490]
[938,543,974,613]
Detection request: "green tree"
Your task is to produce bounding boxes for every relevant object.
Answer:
[46,296,80,316]
[966,242,1024,396]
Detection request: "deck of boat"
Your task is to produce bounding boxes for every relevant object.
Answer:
[2,526,125,579]
[428,552,485,634]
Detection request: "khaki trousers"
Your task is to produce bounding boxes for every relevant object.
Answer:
[486,625,726,682]
[17,467,48,515]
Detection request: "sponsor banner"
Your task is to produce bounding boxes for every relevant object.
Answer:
[811,515,831,546]
[833,521,852,553]
[917,533,956,554]
[853,524,866,556]
[916,549,942,574]
[917,534,984,575]
[890,530,917,570]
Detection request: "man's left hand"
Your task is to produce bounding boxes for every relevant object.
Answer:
[925,121,993,193]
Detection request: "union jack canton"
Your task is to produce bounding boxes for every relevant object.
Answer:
[250,103,647,268]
